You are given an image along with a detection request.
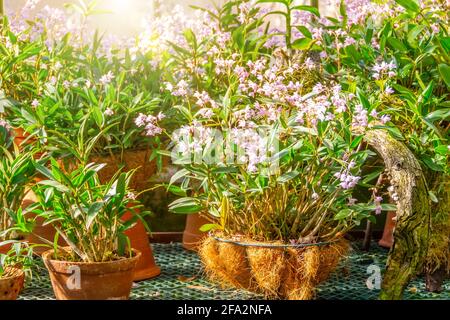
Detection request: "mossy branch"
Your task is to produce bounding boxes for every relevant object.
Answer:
[364,128,431,300]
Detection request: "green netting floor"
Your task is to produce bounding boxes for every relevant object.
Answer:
[19,242,449,300]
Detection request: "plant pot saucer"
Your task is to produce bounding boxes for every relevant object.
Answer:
[133,265,161,282]
[123,209,161,281]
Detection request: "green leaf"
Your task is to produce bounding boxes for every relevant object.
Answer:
[38,180,70,192]
[291,38,314,50]
[211,166,239,174]
[86,201,104,229]
[421,156,444,172]
[291,5,320,17]
[183,28,197,48]
[395,0,420,13]
[362,168,384,184]
[381,204,397,211]
[116,172,127,196]
[169,168,190,186]
[407,25,426,48]
[334,209,352,220]
[168,197,203,214]
[296,26,312,39]
[91,106,104,128]
[438,64,450,87]
[350,135,363,149]
[233,27,245,50]
[199,223,220,232]
[339,0,347,19]
[166,185,187,197]
[173,105,193,122]
[356,88,370,109]
[35,162,54,180]
[277,170,299,183]
[387,37,407,52]
[428,191,438,203]
[425,108,450,122]
[435,145,450,155]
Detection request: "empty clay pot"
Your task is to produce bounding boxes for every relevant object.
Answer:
[0,267,25,300]
[42,249,141,300]
[182,213,210,251]
[123,210,161,281]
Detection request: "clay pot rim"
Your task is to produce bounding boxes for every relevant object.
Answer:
[0,267,24,281]
[42,248,142,267]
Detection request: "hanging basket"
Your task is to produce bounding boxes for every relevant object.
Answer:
[199,234,349,300]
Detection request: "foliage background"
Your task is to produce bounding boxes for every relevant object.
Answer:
[2,0,387,233]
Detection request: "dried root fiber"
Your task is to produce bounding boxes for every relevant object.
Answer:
[199,237,252,289]
[199,236,349,300]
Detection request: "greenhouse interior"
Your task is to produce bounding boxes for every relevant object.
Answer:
[0,0,448,303]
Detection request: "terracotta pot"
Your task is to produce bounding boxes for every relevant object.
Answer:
[0,267,25,300]
[378,211,396,248]
[0,242,13,255]
[59,149,167,191]
[123,210,160,281]
[182,213,210,251]
[42,249,141,300]
[13,127,28,147]
[90,149,164,191]
[12,127,44,163]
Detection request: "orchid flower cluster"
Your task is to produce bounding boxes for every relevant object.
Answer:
[164,1,396,242]
[1,0,447,244]
[167,0,448,242]
[6,0,87,50]
[1,0,168,157]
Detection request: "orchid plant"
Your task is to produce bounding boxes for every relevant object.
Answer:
[0,135,36,242]
[0,1,169,162]
[0,241,35,280]
[164,0,399,243]
[28,159,150,262]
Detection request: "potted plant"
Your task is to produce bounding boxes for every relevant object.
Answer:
[1,3,171,191]
[0,121,59,253]
[0,134,36,252]
[33,159,148,300]
[164,2,396,300]
[169,103,388,299]
[1,8,170,273]
[0,241,35,300]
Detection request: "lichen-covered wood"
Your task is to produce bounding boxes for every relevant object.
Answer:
[425,174,449,292]
[364,129,431,300]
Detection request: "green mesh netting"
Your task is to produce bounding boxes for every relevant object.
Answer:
[19,242,449,300]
